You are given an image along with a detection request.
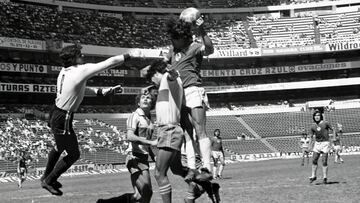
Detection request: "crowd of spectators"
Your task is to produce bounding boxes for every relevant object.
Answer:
[0,117,53,164]
[62,0,342,8]
[1,1,359,49]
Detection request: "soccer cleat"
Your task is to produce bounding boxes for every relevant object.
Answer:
[53,181,63,189]
[195,168,213,182]
[309,176,317,183]
[323,178,327,184]
[217,175,223,179]
[184,169,197,182]
[41,180,63,196]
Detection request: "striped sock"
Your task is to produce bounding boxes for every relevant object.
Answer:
[159,184,172,202]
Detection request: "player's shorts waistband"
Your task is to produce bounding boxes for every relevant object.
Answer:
[157,123,181,128]
[54,105,74,115]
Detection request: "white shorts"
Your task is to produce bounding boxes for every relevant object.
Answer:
[212,151,224,160]
[184,86,209,109]
[333,145,342,151]
[313,141,331,154]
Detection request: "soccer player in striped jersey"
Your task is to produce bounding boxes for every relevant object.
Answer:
[333,123,344,164]
[164,17,214,180]
[309,110,333,184]
[125,92,157,203]
[299,132,311,166]
[41,44,144,196]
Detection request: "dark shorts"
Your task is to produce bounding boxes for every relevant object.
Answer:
[157,124,184,151]
[49,105,79,154]
[126,152,149,174]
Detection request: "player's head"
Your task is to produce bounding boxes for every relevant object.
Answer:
[135,91,153,111]
[60,44,84,68]
[312,110,323,123]
[337,123,343,132]
[166,18,193,50]
[145,59,169,86]
[214,129,220,137]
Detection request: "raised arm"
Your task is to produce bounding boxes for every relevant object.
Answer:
[196,17,214,56]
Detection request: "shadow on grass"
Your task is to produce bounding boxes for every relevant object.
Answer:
[315,181,340,185]
[96,193,133,203]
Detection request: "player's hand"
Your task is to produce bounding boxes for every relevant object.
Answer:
[195,16,204,27]
[128,49,145,58]
[150,139,158,146]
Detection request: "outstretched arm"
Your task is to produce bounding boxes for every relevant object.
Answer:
[85,85,123,96]
[82,49,144,80]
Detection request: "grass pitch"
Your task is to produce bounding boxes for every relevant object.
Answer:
[1,155,359,203]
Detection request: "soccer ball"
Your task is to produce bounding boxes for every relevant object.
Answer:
[179,7,201,23]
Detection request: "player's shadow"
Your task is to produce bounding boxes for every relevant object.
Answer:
[315,181,340,185]
[96,193,133,203]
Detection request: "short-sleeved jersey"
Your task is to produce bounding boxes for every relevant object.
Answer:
[211,136,223,152]
[156,72,183,126]
[166,42,203,88]
[56,65,89,112]
[300,137,311,148]
[126,108,153,155]
[310,121,332,142]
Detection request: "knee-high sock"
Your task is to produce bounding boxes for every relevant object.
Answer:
[199,138,212,171]
[311,164,317,178]
[186,140,196,170]
[42,148,61,179]
[159,183,172,203]
[218,164,224,176]
[213,166,217,178]
[322,166,328,179]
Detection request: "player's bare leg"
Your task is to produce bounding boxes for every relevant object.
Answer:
[130,170,153,203]
[321,153,328,184]
[191,106,212,175]
[310,152,320,183]
[154,148,176,203]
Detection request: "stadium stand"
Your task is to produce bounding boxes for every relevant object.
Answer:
[223,139,273,154]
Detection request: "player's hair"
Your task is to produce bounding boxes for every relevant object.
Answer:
[60,44,83,68]
[214,129,220,134]
[145,59,168,81]
[312,110,323,123]
[166,18,193,41]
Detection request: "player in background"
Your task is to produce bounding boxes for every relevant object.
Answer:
[17,151,27,188]
[211,129,225,179]
[125,92,157,203]
[299,132,311,166]
[309,110,333,184]
[164,16,214,180]
[333,123,344,164]
[41,44,144,196]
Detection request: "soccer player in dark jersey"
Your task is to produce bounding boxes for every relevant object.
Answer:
[299,132,311,166]
[309,110,333,184]
[164,16,214,179]
[41,44,144,196]
[211,129,225,179]
[125,92,157,203]
[333,123,344,164]
[17,151,27,188]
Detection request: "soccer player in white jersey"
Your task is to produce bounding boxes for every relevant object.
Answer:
[41,44,144,196]
[299,132,311,166]
[333,123,344,164]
